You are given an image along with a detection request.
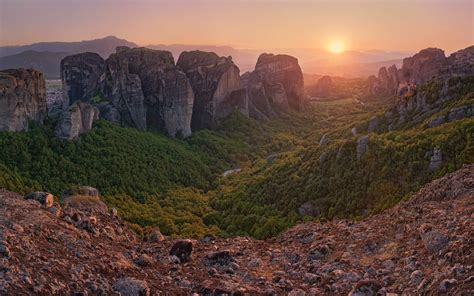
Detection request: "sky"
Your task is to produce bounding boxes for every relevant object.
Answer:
[0,0,473,52]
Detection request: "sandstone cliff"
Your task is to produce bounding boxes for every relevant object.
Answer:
[61,52,105,108]
[60,47,195,137]
[244,53,304,120]
[104,47,194,137]
[368,46,474,97]
[0,69,47,131]
[177,51,248,130]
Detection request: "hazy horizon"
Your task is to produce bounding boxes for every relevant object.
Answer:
[1,0,472,53]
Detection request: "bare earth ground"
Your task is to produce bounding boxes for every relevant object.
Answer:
[0,165,473,295]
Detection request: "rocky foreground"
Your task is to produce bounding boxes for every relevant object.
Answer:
[0,165,473,295]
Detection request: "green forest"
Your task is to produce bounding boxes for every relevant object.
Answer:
[1,79,473,239]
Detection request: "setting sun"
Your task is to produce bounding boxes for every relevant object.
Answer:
[328,40,345,54]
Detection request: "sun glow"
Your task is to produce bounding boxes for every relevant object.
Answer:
[328,40,345,54]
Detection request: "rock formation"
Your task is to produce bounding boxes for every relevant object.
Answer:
[0,68,47,131]
[399,48,448,85]
[60,52,105,108]
[314,75,334,97]
[0,165,472,294]
[368,46,474,98]
[55,101,99,140]
[243,53,304,120]
[177,51,248,130]
[60,48,254,137]
[104,47,194,137]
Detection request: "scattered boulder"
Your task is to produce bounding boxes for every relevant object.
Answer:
[319,134,329,146]
[24,192,54,208]
[348,280,382,296]
[55,101,99,140]
[429,148,443,171]
[298,201,320,217]
[169,240,194,263]
[222,168,241,177]
[146,228,165,243]
[356,135,369,160]
[204,250,235,266]
[112,277,150,296]
[367,116,379,133]
[0,68,47,131]
[420,229,449,253]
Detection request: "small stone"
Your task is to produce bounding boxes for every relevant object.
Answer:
[110,207,118,217]
[288,288,306,296]
[410,270,424,285]
[304,273,321,284]
[248,258,262,268]
[135,254,153,267]
[112,277,150,296]
[421,230,449,253]
[0,244,11,258]
[438,279,456,293]
[146,228,164,243]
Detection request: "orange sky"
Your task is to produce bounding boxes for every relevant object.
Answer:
[0,0,473,52]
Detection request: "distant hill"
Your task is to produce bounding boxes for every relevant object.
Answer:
[0,36,408,78]
[0,50,69,79]
[0,36,138,78]
[0,36,138,58]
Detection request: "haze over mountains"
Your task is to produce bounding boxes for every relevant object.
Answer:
[0,36,410,79]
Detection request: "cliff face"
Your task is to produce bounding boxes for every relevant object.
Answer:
[61,52,105,108]
[104,47,194,137]
[243,53,304,120]
[0,69,47,131]
[60,47,194,137]
[0,165,472,295]
[177,51,248,130]
[60,48,252,137]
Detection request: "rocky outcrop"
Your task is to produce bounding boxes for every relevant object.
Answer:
[399,48,448,85]
[0,69,47,131]
[367,65,399,96]
[244,53,304,120]
[60,52,105,108]
[60,48,254,137]
[0,165,472,294]
[177,51,248,130]
[369,46,474,98]
[103,47,195,137]
[55,101,99,140]
[356,135,369,160]
[314,75,333,97]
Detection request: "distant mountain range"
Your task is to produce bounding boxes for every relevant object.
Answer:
[0,36,410,79]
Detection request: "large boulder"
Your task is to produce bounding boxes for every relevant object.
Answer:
[245,53,304,119]
[177,51,248,130]
[55,101,99,140]
[60,52,105,108]
[0,69,47,131]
